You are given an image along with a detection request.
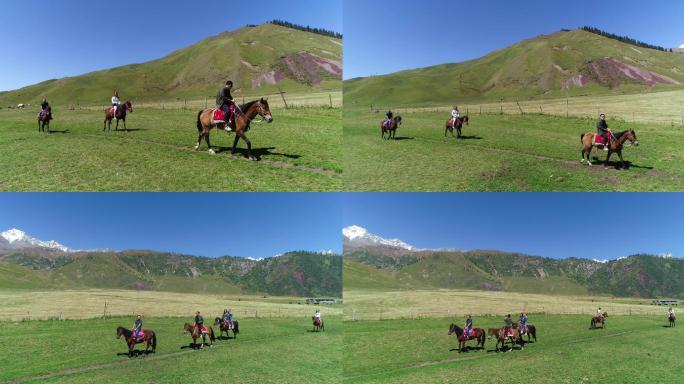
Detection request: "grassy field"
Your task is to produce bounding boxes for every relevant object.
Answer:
[0,93,341,191]
[343,315,683,384]
[0,315,342,384]
[0,289,342,321]
[343,108,684,191]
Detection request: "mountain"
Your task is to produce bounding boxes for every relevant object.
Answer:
[344,226,684,298]
[0,22,342,106]
[0,229,341,297]
[344,29,684,107]
[343,225,417,251]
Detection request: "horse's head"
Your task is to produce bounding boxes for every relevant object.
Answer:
[116,326,125,339]
[626,129,638,146]
[183,323,192,334]
[463,116,469,125]
[487,328,497,338]
[396,115,402,125]
[214,317,222,325]
[257,98,273,123]
[603,312,608,318]
[124,101,133,113]
[448,323,459,335]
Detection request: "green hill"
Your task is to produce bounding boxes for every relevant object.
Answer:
[345,246,683,298]
[0,22,342,106]
[344,29,684,107]
[0,250,342,297]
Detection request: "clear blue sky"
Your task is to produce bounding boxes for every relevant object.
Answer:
[0,193,342,258]
[0,0,342,91]
[344,0,684,79]
[343,193,684,261]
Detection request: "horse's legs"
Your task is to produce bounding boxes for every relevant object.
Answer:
[196,130,204,151]
[231,133,241,155]
[617,150,625,169]
[205,131,214,154]
[605,150,613,167]
[239,133,254,160]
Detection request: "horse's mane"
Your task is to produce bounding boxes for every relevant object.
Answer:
[118,326,132,338]
[239,100,260,112]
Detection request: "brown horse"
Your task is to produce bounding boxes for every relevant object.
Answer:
[448,324,485,352]
[312,316,325,332]
[104,101,133,131]
[213,317,240,339]
[116,326,156,357]
[183,323,215,348]
[445,116,469,138]
[195,99,273,160]
[590,312,608,329]
[381,116,402,139]
[487,327,524,352]
[669,313,676,328]
[580,129,638,168]
[38,107,52,133]
[513,323,537,342]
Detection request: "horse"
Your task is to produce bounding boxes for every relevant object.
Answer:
[669,313,676,328]
[312,316,325,332]
[38,107,52,133]
[381,116,402,139]
[487,327,524,352]
[195,98,273,160]
[580,129,638,168]
[590,312,608,329]
[513,323,537,342]
[116,326,156,357]
[448,323,485,352]
[104,101,133,131]
[183,323,215,348]
[445,116,469,139]
[213,317,240,339]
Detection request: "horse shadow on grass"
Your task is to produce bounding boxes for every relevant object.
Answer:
[449,346,485,353]
[454,135,482,140]
[213,146,302,162]
[389,137,415,141]
[486,345,524,353]
[110,128,146,133]
[590,159,653,171]
[217,335,237,341]
[181,343,212,350]
[117,350,155,358]
[46,129,70,134]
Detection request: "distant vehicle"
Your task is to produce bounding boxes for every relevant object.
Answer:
[306,298,340,305]
[652,299,680,306]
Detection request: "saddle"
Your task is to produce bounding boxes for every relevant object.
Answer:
[594,134,610,147]
[212,109,226,125]
[383,119,393,129]
[38,109,51,120]
[195,325,208,334]
[223,320,233,329]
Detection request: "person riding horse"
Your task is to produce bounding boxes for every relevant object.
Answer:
[597,307,604,320]
[668,307,676,320]
[39,98,52,122]
[111,91,121,116]
[314,309,322,322]
[597,114,610,151]
[518,312,528,335]
[216,80,235,132]
[384,110,394,127]
[451,106,460,127]
[222,308,234,329]
[504,314,513,337]
[132,314,143,342]
[463,314,473,338]
[194,311,204,335]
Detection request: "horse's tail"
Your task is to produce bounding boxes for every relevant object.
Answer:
[197,110,204,132]
[580,134,585,143]
[209,327,216,341]
[151,331,157,350]
[234,320,239,334]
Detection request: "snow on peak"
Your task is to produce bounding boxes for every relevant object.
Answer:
[343,225,416,251]
[1,228,72,252]
[592,259,609,264]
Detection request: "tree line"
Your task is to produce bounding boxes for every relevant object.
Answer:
[267,20,342,39]
[581,26,671,52]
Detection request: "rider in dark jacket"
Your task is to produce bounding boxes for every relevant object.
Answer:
[597,114,610,150]
[133,315,143,341]
[40,98,51,120]
[216,81,235,130]
[504,314,513,337]
[194,311,204,334]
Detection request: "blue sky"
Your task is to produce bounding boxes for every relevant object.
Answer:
[0,0,342,91]
[344,0,684,79]
[343,193,684,261]
[0,193,342,258]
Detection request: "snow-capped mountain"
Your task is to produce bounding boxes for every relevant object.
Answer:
[343,225,417,251]
[0,228,72,252]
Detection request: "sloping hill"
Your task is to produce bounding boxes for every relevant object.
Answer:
[0,22,342,106]
[344,29,684,107]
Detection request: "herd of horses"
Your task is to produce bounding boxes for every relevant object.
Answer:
[115,315,323,357]
[36,98,274,161]
[379,114,639,169]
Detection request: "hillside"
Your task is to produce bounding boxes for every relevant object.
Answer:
[343,227,684,298]
[344,29,684,107]
[0,22,342,106]
[0,249,342,297]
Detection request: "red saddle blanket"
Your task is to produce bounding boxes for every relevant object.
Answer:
[595,134,609,145]
[213,109,226,121]
[195,325,208,333]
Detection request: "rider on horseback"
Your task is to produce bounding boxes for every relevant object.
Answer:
[314,309,322,322]
[222,308,234,329]
[597,307,604,320]
[216,80,235,132]
[384,110,394,128]
[40,98,52,120]
[504,314,513,337]
[668,307,675,319]
[518,312,528,334]
[451,106,460,127]
[132,314,143,342]
[597,114,610,151]
[194,311,204,334]
[112,91,121,117]
[463,314,473,337]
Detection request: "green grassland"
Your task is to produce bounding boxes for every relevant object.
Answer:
[0,315,342,384]
[343,315,683,384]
[343,108,683,191]
[0,97,341,191]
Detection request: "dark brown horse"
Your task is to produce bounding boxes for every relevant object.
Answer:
[312,316,325,332]
[487,327,524,352]
[104,101,133,131]
[38,107,52,133]
[590,312,608,329]
[116,326,156,357]
[213,317,240,339]
[183,323,215,348]
[513,323,537,342]
[669,313,676,328]
[448,324,485,352]
[581,129,639,168]
[381,116,402,139]
[195,99,273,160]
[445,116,469,138]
